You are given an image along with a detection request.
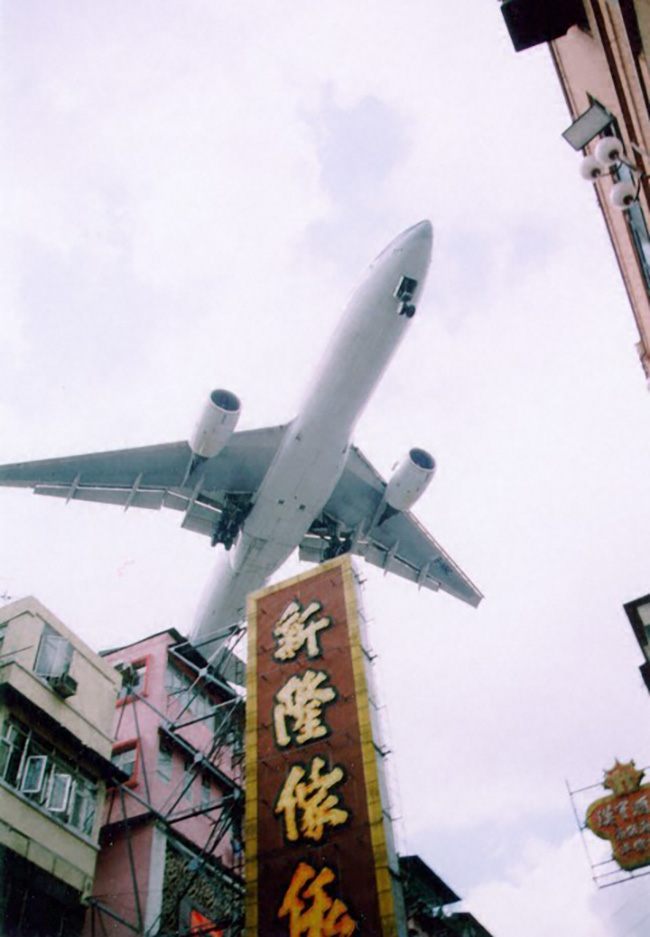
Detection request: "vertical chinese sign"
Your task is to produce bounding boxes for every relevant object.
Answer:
[245,555,399,937]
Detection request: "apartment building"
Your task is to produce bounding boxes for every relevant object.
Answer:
[0,597,122,936]
[87,627,244,935]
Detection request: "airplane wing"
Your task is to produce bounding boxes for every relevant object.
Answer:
[0,426,287,541]
[299,445,482,607]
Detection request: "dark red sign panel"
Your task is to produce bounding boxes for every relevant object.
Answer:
[245,556,398,936]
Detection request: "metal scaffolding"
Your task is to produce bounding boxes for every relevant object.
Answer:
[87,627,246,936]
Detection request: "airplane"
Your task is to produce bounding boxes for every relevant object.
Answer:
[0,220,482,668]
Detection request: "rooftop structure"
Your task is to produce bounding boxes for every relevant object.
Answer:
[400,854,496,937]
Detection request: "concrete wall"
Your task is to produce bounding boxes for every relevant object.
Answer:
[0,786,98,895]
[83,824,155,936]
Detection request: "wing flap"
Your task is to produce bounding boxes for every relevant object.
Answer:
[180,501,222,537]
[33,485,165,510]
[360,540,441,592]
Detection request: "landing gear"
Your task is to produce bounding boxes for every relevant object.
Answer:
[323,535,352,561]
[211,495,252,549]
[394,275,418,319]
[310,514,353,560]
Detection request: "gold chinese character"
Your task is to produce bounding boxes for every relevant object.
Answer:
[278,861,357,937]
[275,756,349,842]
[273,600,332,662]
[274,670,336,747]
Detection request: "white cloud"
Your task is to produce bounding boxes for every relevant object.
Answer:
[466,834,612,937]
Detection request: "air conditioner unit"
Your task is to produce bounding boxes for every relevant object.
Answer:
[48,672,78,699]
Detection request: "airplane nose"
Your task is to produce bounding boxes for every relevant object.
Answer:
[369,220,433,269]
[403,219,433,242]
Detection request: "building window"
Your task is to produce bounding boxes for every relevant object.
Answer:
[117,658,148,701]
[69,779,97,835]
[21,755,48,795]
[165,662,218,724]
[0,716,97,835]
[157,740,173,783]
[112,742,138,785]
[165,662,196,715]
[0,719,28,786]
[201,775,211,809]
[0,621,7,657]
[183,761,194,803]
[34,624,73,679]
[46,771,73,813]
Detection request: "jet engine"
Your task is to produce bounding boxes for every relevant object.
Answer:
[189,389,241,459]
[384,448,436,513]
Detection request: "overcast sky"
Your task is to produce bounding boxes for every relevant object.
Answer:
[3,2,650,934]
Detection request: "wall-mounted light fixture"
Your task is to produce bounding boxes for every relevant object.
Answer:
[562,100,614,150]
[563,102,645,211]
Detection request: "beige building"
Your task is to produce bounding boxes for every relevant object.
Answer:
[0,597,122,935]
[501,0,650,380]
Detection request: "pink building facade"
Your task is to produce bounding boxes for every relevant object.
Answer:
[85,628,244,936]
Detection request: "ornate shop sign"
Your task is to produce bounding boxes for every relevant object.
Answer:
[586,760,650,871]
[245,555,398,936]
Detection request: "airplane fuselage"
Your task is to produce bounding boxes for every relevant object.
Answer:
[193,220,433,656]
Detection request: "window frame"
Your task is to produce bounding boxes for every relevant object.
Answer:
[69,778,97,836]
[0,621,7,656]
[183,760,195,803]
[46,770,73,813]
[165,661,223,727]
[20,754,48,795]
[200,773,211,809]
[111,739,140,788]
[116,656,150,705]
[156,739,174,784]
[34,624,73,680]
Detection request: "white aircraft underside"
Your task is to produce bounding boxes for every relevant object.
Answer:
[0,220,482,670]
